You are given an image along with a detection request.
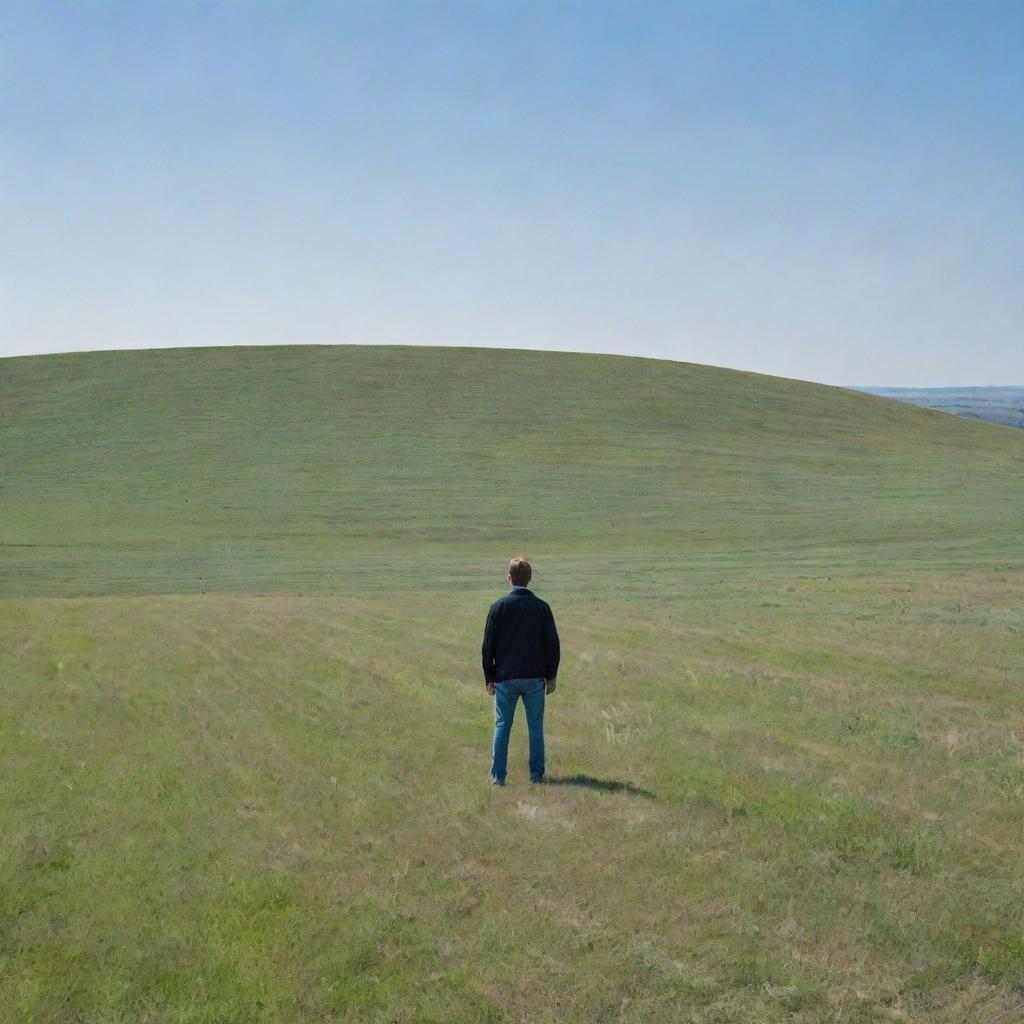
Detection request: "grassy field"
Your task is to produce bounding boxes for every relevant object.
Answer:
[2,345,1023,1022]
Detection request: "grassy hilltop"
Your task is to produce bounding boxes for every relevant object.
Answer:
[3,345,1022,596]
[2,345,1023,1023]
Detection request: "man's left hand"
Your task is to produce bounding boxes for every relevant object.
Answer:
[485,681,496,696]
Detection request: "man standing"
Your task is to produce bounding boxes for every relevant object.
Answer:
[481,557,560,786]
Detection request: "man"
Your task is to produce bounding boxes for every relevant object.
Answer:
[481,557,560,786]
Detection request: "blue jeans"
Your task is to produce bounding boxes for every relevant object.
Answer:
[491,677,545,783]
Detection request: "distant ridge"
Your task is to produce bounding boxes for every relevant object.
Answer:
[854,385,1024,431]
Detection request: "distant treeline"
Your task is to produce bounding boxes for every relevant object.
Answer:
[854,386,1024,431]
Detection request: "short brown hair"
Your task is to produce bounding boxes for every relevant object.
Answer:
[508,557,532,586]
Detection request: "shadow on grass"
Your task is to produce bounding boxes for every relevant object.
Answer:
[542,774,655,799]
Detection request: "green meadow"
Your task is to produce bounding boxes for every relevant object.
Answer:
[2,345,1023,1023]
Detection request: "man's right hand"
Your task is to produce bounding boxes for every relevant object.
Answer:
[545,679,556,694]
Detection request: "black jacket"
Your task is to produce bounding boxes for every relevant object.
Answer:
[481,587,560,684]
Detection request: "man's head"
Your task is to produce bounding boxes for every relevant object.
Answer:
[507,556,532,588]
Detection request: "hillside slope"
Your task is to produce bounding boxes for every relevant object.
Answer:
[2,345,1021,597]
[3,346,1024,1022]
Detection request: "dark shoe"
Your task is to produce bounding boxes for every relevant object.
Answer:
[490,775,505,786]
[530,775,545,784]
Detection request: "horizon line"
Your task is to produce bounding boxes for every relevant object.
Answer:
[1,340,1021,391]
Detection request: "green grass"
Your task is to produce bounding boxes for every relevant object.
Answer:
[2,345,1023,1022]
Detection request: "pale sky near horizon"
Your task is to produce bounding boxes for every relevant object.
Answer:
[1,1,1021,386]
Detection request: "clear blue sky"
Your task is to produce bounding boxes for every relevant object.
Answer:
[2,1,1021,385]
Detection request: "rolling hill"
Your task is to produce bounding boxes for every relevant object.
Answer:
[3,345,1021,597]
[1,345,1023,1023]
